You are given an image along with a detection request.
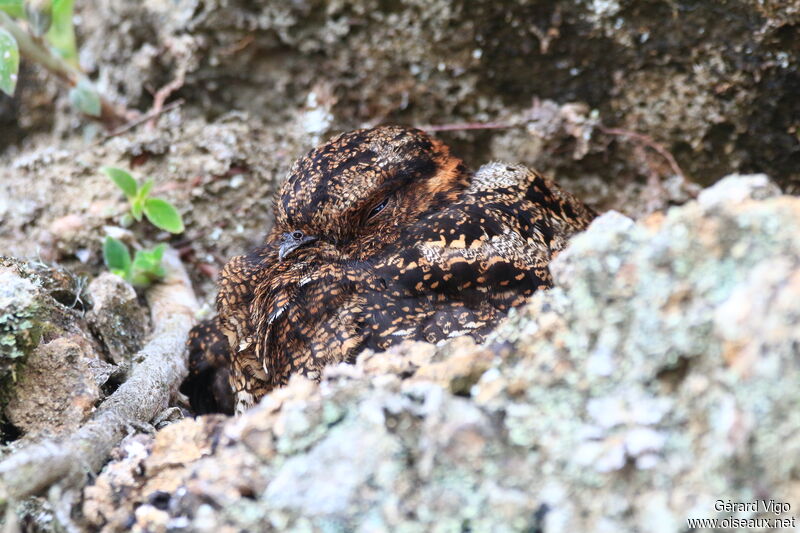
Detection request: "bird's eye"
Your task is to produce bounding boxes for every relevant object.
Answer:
[367,197,389,220]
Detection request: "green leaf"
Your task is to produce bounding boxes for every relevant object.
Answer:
[130,271,152,287]
[0,0,24,18]
[68,79,101,117]
[102,167,137,198]
[131,250,155,273]
[0,27,19,97]
[137,178,154,201]
[144,197,184,233]
[46,0,77,66]
[103,236,131,279]
[150,243,166,263]
[131,246,166,286]
[130,197,144,221]
[130,178,154,221]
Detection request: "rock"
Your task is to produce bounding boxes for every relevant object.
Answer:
[87,273,149,365]
[0,258,92,379]
[48,214,90,259]
[409,336,494,395]
[5,336,113,437]
[0,259,128,440]
[72,0,800,194]
[696,173,782,207]
[82,174,800,532]
[355,340,437,379]
[83,434,154,531]
[0,267,42,377]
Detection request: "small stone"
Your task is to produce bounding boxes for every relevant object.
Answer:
[146,417,219,474]
[411,339,493,395]
[49,214,86,242]
[134,505,170,533]
[87,273,149,364]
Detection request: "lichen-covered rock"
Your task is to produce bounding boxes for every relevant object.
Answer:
[0,258,90,381]
[87,273,149,365]
[0,267,42,377]
[81,174,800,532]
[5,336,113,437]
[72,0,799,194]
[0,259,115,438]
[83,434,155,530]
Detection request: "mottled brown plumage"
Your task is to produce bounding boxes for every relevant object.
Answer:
[183,126,595,414]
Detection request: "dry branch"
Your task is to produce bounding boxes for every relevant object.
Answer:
[96,99,184,144]
[0,250,198,503]
[146,77,185,130]
[0,12,131,130]
[596,125,687,182]
[420,120,518,133]
[419,115,688,187]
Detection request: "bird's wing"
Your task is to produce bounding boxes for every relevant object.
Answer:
[357,163,594,346]
[215,247,279,413]
[467,162,596,250]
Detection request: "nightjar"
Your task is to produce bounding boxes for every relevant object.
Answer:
[182,126,595,414]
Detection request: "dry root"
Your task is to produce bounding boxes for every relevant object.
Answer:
[0,250,198,504]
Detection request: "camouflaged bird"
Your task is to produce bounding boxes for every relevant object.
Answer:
[183,126,595,414]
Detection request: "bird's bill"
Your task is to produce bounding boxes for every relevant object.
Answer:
[278,234,318,261]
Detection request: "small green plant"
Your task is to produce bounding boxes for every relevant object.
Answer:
[103,238,167,287]
[0,0,127,126]
[103,167,184,233]
[101,167,184,287]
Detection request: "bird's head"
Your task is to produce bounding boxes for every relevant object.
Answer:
[273,126,468,260]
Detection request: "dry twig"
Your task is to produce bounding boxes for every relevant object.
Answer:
[146,77,186,130]
[220,34,255,56]
[419,114,688,186]
[0,250,198,504]
[96,99,184,143]
[596,125,686,181]
[420,121,516,133]
[0,12,131,130]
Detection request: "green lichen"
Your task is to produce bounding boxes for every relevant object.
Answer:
[0,270,42,377]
